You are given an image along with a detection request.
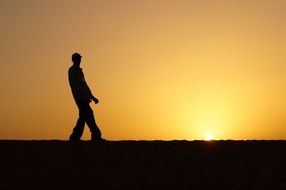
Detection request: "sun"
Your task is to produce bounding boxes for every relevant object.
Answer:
[205,133,214,141]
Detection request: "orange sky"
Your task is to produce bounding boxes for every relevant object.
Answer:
[1,0,286,140]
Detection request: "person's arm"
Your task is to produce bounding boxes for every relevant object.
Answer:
[81,82,99,104]
[69,67,98,103]
[78,69,99,104]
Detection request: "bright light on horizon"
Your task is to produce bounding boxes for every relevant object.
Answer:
[205,133,214,141]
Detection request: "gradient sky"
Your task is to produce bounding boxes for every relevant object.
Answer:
[1,0,286,140]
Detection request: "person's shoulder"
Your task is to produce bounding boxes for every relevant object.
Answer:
[69,65,79,73]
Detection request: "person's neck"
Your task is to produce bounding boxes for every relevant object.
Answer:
[73,63,81,67]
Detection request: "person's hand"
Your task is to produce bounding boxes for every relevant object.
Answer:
[92,97,99,104]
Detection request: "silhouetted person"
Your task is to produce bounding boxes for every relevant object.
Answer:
[68,52,103,141]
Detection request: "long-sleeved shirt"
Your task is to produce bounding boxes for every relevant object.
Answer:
[68,64,94,103]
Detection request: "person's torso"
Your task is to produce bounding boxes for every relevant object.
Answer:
[68,65,91,102]
[68,65,86,87]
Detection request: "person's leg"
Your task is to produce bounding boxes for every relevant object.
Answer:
[69,102,87,141]
[82,102,102,140]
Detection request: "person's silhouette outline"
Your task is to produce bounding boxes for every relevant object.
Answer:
[68,52,103,141]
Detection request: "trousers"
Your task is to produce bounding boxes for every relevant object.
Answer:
[69,100,101,140]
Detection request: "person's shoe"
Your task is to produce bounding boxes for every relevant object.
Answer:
[91,133,102,141]
[69,134,80,141]
[91,137,107,142]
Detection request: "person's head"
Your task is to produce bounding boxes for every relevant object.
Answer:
[72,52,82,65]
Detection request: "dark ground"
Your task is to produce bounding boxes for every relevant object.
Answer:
[0,140,285,190]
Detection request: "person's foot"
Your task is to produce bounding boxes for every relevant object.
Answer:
[91,137,107,142]
[91,133,103,141]
[69,134,80,141]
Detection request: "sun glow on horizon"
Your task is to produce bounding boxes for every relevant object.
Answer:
[205,133,214,141]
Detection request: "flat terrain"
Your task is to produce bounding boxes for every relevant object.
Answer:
[0,140,285,189]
